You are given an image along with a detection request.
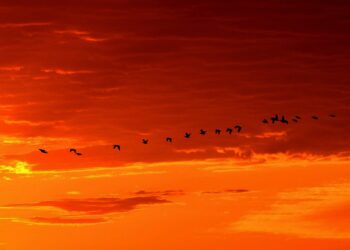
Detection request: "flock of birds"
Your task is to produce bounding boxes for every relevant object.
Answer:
[38,114,337,155]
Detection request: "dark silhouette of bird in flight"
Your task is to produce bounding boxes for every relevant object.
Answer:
[292,118,298,123]
[312,116,319,120]
[215,129,221,135]
[271,114,279,124]
[166,137,173,143]
[39,149,48,154]
[184,132,191,139]
[199,129,207,135]
[295,115,301,120]
[76,152,82,156]
[113,144,121,151]
[70,148,77,153]
[234,125,242,133]
[262,119,268,124]
[226,128,233,134]
[329,114,336,118]
[280,115,288,124]
[142,139,149,144]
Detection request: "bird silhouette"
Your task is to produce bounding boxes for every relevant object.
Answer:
[329,114,336,118]
[271,114,279,124]
[184,132,191,139]
[70,148,77,153]
[226,128,233,134]
[142,139,149,144]
[262,119,268,124]
[312,116,319,120]
[215,129,221,135]
[199,129,207,135]
[39,149,48,154]
[234,125,242,133]
[76,152,82,156]
[113,144,121,151]
[166,137,173,143]
[280,115,288,124]
[292,118,298,123]
[295,115,301,119]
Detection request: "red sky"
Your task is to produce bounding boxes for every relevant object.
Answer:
[1,1,350,249]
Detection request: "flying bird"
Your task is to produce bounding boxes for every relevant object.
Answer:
[215,129,221,135]
[280,115,288,124]
[262,119,268,124]
[329,114,336,118]
[113,144,121,151]
[312,116,319,120]
[271,114,279,124]
[70,148,77,153]
[292,118,298,123]
[142,139,149,144]
[199,129,207,135]
[166,137,173,143]
[39,149,48,154]
[76,152,82,156]
[226,128,233,134]
[184,132,191,139]
[234,125,242,133]
[295,115,301,119]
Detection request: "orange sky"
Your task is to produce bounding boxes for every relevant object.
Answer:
[1,1,350,249]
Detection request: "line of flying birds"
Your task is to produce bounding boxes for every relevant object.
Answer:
[38,114,337,155]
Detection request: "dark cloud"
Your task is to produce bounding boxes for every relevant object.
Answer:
[202,189,250,194]
[6,196,170,215]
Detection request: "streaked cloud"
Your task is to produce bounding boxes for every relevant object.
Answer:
[231,182,350,238]
[5,196,170,215]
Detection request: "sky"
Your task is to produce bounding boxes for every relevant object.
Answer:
[0,0,350,249]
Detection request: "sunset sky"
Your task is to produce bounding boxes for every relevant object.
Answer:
[1,1,350,249]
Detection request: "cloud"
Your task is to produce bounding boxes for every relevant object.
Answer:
[202,189,250,194]
[42,68,94,75]
[133,189,184,196]
[0,161,32,175]
[29,216,107,225]
[0,22,51,28]
[231,182,350,238]
[5,196,170,215]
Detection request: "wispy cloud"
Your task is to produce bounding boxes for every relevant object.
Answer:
[5,196,170,215]
[0,22,51,28]
[231,182,350,238]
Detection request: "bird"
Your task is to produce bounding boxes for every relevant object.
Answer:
[215,129,221,135]
[166,137,173,143]
[199,129,207,135]
[76,152,82,156]
[312,116,319,120]
[262,119,268,124]
[142,139,149,144]
[329,114,336,118]
[280,115,288,124]
[234,125,242,133]
[292,118,298,123]
[113,144,121,151]
[226,128,233,134]
[295,115,301,119]
[271,114,279,124]
[184,132,191,139]
[70,148,77,153]
[39,149,48,154]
